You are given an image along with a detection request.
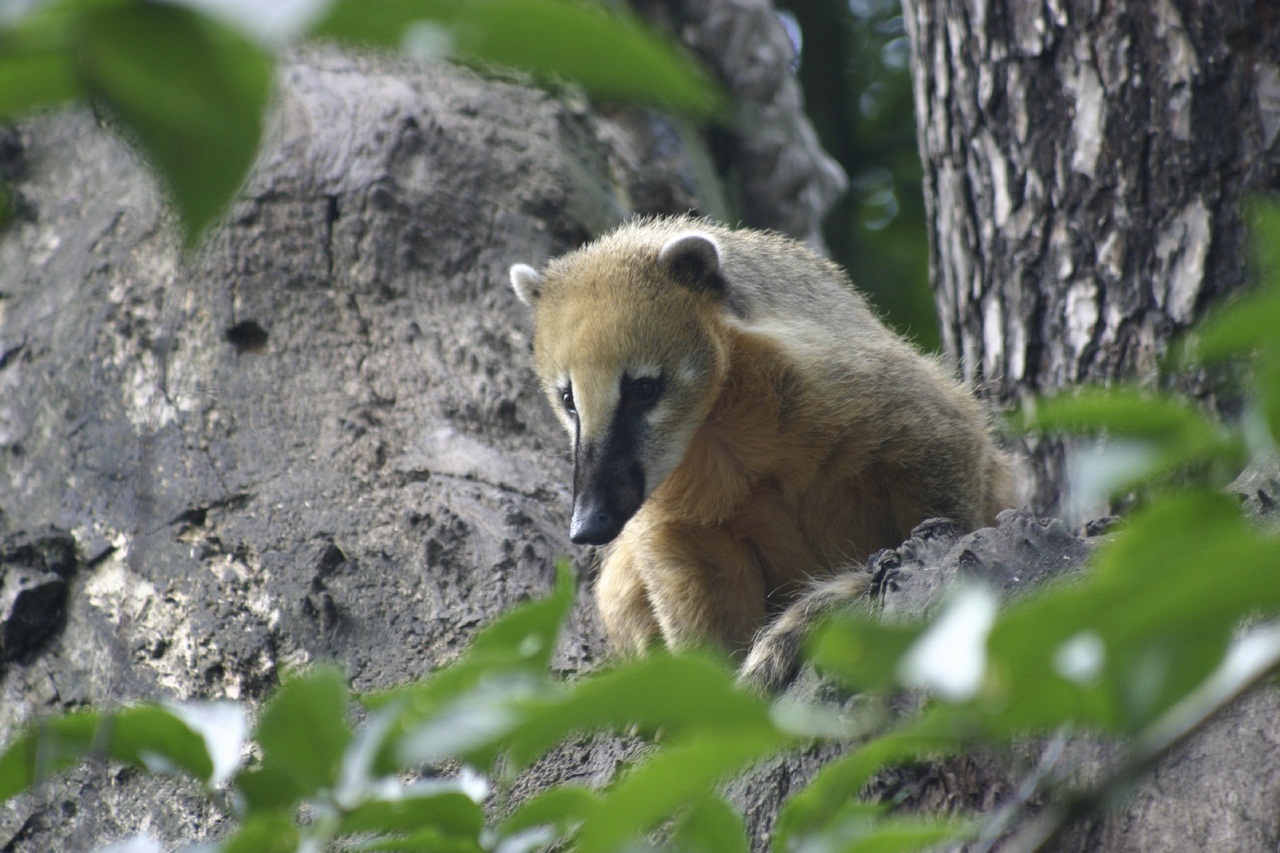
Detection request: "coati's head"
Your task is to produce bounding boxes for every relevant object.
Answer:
[510,226,731,546]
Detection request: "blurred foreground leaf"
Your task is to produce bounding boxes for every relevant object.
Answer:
[2,0,719,248]
[1021,389,1242,497]
[337,788,484,838]
[0,48,79,118]
[365,560,575,774]
[816,492,1280,736]
[500,784,601,839]
[670,793,749,853]
[501,651,777,771]
[236,665,351,813]
[0,704,216,801]
[217,813,299,853]
[75,1,271,247]
[576,728,783,853]
[1191,200,1280,443]
[313,0,724,117]
[1194,288,1280,363]
[0,1,82,118]
[774,725,959,848]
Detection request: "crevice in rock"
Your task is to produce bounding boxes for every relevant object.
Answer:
[224,320,269,354]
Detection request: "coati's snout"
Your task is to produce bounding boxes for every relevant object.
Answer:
[567,376,660,544]
[569,439,644,545]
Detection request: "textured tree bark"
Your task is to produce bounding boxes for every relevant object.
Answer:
[904,0,1280,513]
[902,2,1280,850]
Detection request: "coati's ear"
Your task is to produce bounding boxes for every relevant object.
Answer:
[658,232,725,297]
[509,263,544,307]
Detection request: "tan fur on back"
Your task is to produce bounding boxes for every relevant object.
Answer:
[516,217,1015,659]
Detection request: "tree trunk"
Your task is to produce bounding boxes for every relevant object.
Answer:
[903,1,1280,850]
[904,0,1280,513]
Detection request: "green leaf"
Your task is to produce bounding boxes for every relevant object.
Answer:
[163,701,247,787]
[462,558,575,671]
[217,812,299,853]
[784,491,1280,850]
[909,491,1280,737]
[234,764,301,813]
[1023,388,1221,446]
[1020,388,1240,494]
[1192,200,1280,362]
[0,704,216,802]
[575,728,785,853]
[1246,198,1280,293]
[1194,288,1280,363]
[392,650,779,777]
[501,651,778,772]
[109,704,217,781]
[344,831,484,852]
[670,793,749,853]
[246,666,352,808]
[774,723,956,849]
[0,50,79,118]
[0,713,96,802]
[311,0,724,117]
[0,0,99,118]
[366,562,575,773]
[1077,492,1280,726]
[1263,354,1280,445]
[499,785,600,838]
[810,616,927,692]
[805,808,976,853]
[366,560,574,710]
[338,790,484,839]
[393,675,542,771]
[74,1,271,246]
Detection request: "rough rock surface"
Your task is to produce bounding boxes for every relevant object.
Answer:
[870,510,1095,619]
[0,47,701,849]
[0,12,854,840]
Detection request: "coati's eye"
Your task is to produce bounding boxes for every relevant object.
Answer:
[630,377,661,406]
[560,387,576,414]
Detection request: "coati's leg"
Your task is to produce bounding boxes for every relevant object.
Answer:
[738,569,873,692]
[597,539,663,655]
[636,524,768,655]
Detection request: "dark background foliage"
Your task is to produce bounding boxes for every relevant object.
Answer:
[780,0,936,348]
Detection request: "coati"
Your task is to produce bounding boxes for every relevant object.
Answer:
[509,216,1014,689]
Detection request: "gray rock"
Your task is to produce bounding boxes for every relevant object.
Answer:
[874,510,1095,620]
[0,16,846,841]
[0,50,635,850]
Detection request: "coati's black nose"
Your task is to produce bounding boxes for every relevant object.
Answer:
[570,502,623,545]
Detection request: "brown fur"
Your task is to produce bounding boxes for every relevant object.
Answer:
[510,217,1014,685]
